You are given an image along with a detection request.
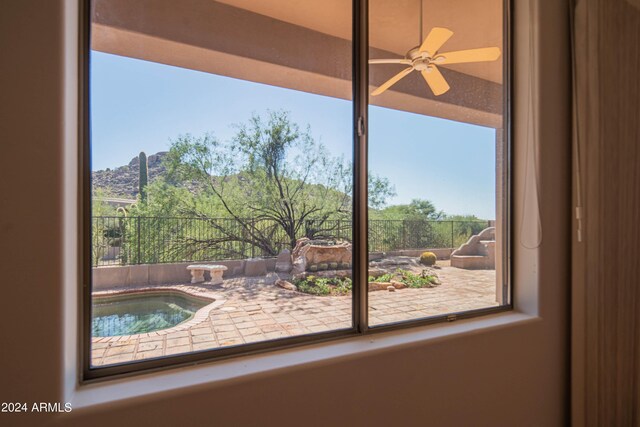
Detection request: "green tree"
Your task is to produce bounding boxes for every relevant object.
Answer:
[91,187,118,217]
[445,214,490,247]
[369,199,448,250]
[373,198,444,221]
[164,110,394,255]
[91,188,120,264]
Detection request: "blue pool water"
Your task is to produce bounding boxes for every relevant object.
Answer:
[92,292,210,337]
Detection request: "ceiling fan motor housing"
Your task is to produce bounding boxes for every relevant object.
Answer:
[407,47,438,71]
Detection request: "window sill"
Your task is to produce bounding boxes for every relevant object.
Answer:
[69,310,536,410]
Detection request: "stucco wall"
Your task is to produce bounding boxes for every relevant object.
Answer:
[92,260,247,289]
[0,1,570,426]
[92,248,453,289]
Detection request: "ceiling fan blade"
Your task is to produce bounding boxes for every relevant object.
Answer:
[421,67,450,96]
[371,67,414,96]
[419,27,454,56]
[436,47,501,65]
[369,58,412,65]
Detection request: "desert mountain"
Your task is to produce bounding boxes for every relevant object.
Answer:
[92,152,167,198]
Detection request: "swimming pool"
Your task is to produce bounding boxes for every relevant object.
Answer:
[92,291,213,337]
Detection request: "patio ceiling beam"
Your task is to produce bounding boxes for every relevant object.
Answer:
[92,0,502,128]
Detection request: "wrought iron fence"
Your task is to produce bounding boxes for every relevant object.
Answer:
[92,216,490,267]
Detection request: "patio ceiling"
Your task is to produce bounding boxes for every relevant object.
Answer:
[92,0,503,128]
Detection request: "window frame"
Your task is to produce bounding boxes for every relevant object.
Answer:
[81,0,513,381]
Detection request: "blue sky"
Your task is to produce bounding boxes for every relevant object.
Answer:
[91,51,495,219]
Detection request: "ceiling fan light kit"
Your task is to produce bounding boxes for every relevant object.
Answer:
[370,27,501,97]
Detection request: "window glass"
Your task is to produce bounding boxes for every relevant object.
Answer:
[367,0,507,326]
[90,0,353,367]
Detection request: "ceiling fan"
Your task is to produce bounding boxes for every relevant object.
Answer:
[369,27,501,97]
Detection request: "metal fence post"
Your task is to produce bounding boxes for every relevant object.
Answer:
[241,221,246,258]
[251,218,255,258]
[136,216,141,264]
[402,220,407,249]
[451,221,454,248]
[119,216,125,266]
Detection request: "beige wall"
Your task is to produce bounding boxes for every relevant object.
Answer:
[0,1,570,426]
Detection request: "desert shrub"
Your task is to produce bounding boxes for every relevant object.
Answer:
[419,251,437,266]
[295,276,352,296]
[297,278,332,295]
[368,268,439,288]
[371,273,394,283]
[335,277,352,294]
[400,270,439,288]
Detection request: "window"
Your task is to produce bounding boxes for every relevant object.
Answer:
[84,0,510,379]
[367,0,509,327]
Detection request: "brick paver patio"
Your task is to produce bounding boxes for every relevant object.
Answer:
[91,262,497,366]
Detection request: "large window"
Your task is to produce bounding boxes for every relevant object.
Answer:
[85,0,510,378]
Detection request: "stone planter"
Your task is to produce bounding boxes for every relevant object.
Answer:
[291,238,352,277]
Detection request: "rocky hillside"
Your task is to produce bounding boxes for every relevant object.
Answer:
[92,152,168,198]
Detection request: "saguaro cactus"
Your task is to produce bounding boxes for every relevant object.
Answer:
[138,151,148,203]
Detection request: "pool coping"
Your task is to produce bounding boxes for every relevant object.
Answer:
[91,285,227,343]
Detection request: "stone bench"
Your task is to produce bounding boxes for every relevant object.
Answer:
[186,264,228,285]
